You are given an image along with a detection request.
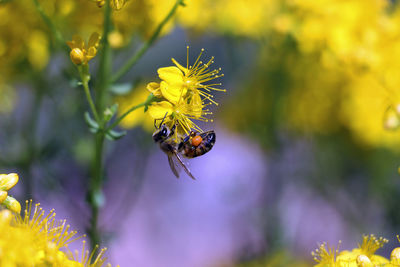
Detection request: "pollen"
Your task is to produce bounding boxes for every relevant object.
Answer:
[191,135,202,147]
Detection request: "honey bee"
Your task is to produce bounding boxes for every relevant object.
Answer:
[152,119,216,180]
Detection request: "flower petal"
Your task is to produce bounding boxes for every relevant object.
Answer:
[157,66,184,85]
[172,58,189,75]
[146,82,162,98]
[72,35,84,50]
[88,32,101,48]
[148,101,174,119]
[160,81,186,104]
[0,173,18,191]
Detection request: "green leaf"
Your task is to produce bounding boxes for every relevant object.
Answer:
[84,112,99,132]
[105,129,127,141]
[110,83,133,95]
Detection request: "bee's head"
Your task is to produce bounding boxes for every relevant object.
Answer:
[152,124,170,143]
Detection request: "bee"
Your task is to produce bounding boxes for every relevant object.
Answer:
[152,117,216,180]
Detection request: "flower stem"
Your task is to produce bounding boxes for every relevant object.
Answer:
[88,131,105,251]
[87,0,112,251]
[32,0,68,51]
[106,94,157,131]
[111,0,184,83]
[79,67,100,122]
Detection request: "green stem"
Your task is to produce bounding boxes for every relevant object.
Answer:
[32,0,67,51]
[80,67,100,123]
[96,0,112,115]
[87,132,105,251]
[106,94,156,131]
[111,0,184,83]
[88,0,112,251]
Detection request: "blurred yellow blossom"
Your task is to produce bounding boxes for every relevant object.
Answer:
[114,85,154,131]
[67,33,101,65]
[0,200,116,266]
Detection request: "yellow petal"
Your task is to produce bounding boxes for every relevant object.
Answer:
[146,82,162,98]
[172,58,189,75]
[88,32,101,48]
[160,81,186,104]
[0,191,7,203]
[72,35,84,50]
[86,47,97,60]
[148,101,173,119]
[0,173,18,191]
[0,209,12,223]
[157,66,184,85]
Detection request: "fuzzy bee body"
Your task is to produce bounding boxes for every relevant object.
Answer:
[179,131,216,158]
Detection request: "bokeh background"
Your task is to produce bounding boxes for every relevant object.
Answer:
[2,0,400,266]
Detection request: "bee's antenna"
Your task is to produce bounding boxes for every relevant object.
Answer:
[154,112,169,129]
[160,112,168,126]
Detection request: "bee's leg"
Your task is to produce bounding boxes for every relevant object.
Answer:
[167,123,177,138]
[177,136,187,152]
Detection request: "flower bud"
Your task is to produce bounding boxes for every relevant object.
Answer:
[391,247,400,263]
[2,196,21,214]
[0,190,7,203]
[70,48,85,65]
[0,173,18,191]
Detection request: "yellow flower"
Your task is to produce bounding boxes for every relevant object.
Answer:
[67,33,101,65]
[146,47,224,139]
[0,201,115,266]
[336,235,389,266]
[313,235,389,267]
[157,47,225,106]
[0,173,20,213]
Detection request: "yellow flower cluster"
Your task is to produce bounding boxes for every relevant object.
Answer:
[0,201,114,267]
[220,0,400,150]
[0,174,116,266]
[0,173,21,214]
[312,235,400,267]
[146,47,225,138]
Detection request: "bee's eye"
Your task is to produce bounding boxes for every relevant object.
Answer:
[161,128,168,136]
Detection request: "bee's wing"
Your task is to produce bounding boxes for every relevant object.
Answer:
[167,154,180,179]
[174,153,196,180]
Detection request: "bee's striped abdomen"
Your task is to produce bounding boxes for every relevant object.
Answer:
[182,131,215,158]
